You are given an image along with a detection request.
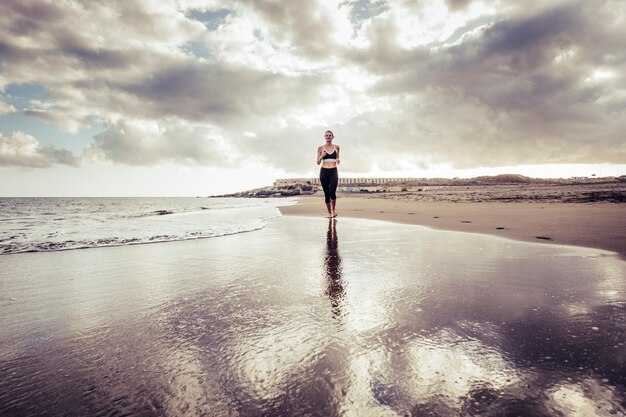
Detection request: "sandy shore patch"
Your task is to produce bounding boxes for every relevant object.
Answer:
[280,195,626,260]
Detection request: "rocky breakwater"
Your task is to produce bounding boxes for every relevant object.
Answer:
[212,183,317,198]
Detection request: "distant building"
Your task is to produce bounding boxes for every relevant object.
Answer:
[272,178,449,193]
[274,177,420,187]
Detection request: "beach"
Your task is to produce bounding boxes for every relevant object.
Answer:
[280,194,626,260]
[1,198,625,416]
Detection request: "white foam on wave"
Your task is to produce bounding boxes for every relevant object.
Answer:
[0,197,293,255]
[1,223,269,254]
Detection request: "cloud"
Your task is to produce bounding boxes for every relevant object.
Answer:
[0,0,332,126]
[0,101,16,115]
[112,61,330,125]
[0,0,624,176]
[242,0,353,60]
[445,0,472,11]
[23,109,86,134]
[0,131,79,168]
[347,0,626,167]
[83,118,232,166]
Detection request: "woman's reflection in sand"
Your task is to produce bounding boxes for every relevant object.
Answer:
[324,218,345,318]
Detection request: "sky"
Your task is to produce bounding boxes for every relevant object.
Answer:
[0,0,625,196]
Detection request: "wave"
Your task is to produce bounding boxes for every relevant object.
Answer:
[122,209,177,219]
[0,224,267,255]
[121,204,268,219]
[0,197,289,255]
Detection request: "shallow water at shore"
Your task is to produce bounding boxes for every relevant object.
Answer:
[0,197,289,254]
[1,216,624,416]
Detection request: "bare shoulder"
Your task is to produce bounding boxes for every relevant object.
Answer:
[335,144,341,151]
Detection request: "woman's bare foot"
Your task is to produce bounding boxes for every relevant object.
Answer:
[332,209,338,218]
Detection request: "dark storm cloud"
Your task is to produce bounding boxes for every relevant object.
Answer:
[112,61,329,124]
[1,0,66,27]
[369,1,589,92]
[0,39,38,62]
[0,0,331,129]
[350,0,626,167]
[481,3,581,56]
[0,0,120,66]
[444,0,472,11]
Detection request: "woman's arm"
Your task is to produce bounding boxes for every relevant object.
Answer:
[316,146,324,165]
[335,145,341,165]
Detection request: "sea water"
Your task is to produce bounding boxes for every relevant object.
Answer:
[0,197,293,254]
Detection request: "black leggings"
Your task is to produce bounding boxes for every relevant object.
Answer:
[320,167,338,204]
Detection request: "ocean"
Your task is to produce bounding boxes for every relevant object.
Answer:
[0,197,294,255]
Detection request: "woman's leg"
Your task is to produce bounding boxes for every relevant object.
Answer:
[329,169,338,217]
[320,169,333,216]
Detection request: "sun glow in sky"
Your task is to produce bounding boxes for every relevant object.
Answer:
[1,0,625,196]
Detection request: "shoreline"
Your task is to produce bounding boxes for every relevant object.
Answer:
[279,195,626,260]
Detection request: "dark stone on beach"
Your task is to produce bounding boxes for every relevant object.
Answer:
[496,227,505,230]
[565,191,626,203]
[461,220,472,223]
[536,236,552,240]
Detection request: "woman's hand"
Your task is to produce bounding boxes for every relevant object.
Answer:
[316,147,324,165]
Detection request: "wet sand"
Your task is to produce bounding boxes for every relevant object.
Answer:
[1,216,625,416]
[280,195,626,260]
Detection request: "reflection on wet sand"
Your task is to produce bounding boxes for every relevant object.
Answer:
[324,218,345,319]
[0,217,624,416]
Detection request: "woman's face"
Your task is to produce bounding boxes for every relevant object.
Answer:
[325,131,334,142]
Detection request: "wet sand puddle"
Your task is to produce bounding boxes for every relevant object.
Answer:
[0,216,624,416]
